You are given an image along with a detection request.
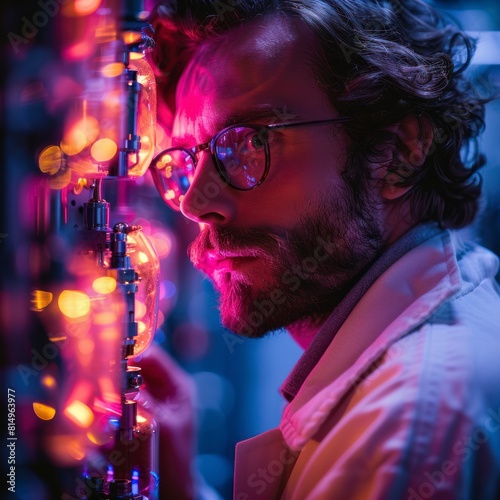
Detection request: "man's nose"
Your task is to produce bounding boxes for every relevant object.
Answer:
[180,154,236,225]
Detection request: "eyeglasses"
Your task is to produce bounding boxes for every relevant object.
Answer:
[149,117,350,211]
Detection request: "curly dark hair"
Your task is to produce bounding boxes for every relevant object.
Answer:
[149,0,494,228]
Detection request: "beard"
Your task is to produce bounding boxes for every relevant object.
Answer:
[188,181,383,338]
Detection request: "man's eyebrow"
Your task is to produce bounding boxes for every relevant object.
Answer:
[223,106,301,127]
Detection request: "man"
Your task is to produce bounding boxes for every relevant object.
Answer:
[139,0,500,498]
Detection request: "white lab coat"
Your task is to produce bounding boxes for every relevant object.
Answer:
[234,230,500,499]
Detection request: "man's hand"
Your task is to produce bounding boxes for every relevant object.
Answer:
[132,343,197,499]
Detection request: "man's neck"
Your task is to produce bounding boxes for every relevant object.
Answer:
[287,317,326,349]
[286,218,418,350]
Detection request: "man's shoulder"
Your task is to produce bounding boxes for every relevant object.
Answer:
[352,292,500,426]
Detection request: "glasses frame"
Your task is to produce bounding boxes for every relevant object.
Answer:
[150,116,351,209]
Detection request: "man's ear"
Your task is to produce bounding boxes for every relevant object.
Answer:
[381,116,434,200]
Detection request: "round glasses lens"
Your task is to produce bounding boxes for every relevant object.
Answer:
[215,126,268,189]
[152,149,195,209]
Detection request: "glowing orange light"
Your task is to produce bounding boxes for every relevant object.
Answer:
[33,402,56,420]
[137,321,146,334]
[46,435,88,464]
[61,116,99,155]
[60,129,86,156]
[123,31,142,45]
[91,138,117,162]
[74,0,101,16]
[165,190,176,201]
[136,415,147,424]
[73,177,88,195]
[47,335,68,343]
[138,251,149,264]
[87,430,111,446]
[58,290,91,319]
[78,338,95,355]
[92,276,117,294]
[129,52,145,60]
[101,62,125,78]
[63,39,94,60]
[38,146,63,175]
[94,311,118,325]
[30,289,53,311]
[63,400,94,428]
[41,375,57,389]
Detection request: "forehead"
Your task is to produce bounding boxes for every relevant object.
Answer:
[173,15,333,139]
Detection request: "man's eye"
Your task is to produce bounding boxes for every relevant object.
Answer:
[250,134,264,149]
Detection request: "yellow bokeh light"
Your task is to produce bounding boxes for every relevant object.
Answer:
[91,138,117,163]
[30,289,53,311]
[74,0,101,16]
[41,374,57,389]
[38,146,63,175]
[92,276,117,294]
[60,129,87,156]
[87,430,111,446]
[123,31,142,45]
[33,402,56,421]
[137,321,146,334]
[101,62,125,78]
[61,115,100,155]
[58,290,90,319]
[165,189,176,201]
[138,251,149,264]
[158,154,172,168]
[129,52,145,60]
[63,400,94,428]
[73,177,88,195]
[136,415,147,424]
[47,335,68,343]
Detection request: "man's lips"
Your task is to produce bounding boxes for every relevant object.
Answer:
[205,251,259,273]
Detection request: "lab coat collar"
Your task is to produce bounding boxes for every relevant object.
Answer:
[280,229,465,451]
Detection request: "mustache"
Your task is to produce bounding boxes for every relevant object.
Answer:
[188,226,279,267]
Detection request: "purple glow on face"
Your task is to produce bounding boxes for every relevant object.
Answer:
[175,17,384,337]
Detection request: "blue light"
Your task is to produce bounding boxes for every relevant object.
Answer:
[132,469,139,494]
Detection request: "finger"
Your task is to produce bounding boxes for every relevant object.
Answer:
[130,343,194,402]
